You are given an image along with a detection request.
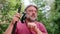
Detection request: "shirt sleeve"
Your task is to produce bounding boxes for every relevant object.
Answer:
[37,22,48,34]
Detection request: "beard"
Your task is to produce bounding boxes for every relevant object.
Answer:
[26,14,37,22]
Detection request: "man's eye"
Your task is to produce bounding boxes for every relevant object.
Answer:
[29,10,32,12]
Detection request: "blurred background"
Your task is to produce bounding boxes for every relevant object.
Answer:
[0,0,60,34]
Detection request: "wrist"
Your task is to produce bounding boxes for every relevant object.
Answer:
[10,21,14,26]
[35,28,43,34]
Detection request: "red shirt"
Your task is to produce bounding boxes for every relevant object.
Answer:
[15,21,48,34]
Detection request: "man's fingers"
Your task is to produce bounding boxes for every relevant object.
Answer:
[27,23,37,29]
[15,13,20,18]
[11,13,21,25]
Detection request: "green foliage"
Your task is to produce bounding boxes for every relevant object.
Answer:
[0,0,60,34]
[33,0,60,34]
[0,0,24,34]
[0,24,9,34]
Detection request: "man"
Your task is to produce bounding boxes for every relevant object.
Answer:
[4,5,48,34]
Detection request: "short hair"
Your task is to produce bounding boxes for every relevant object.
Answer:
[25,5,38,11]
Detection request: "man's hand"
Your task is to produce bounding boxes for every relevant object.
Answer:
[27,23,37,31]
[27,23,43,34]
[11,13,20,25]
[4,13,20,34]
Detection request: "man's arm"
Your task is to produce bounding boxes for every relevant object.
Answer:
[4,13,20,34]
[4,22,14,34]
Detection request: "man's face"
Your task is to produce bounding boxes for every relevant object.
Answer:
[26,6,37,22]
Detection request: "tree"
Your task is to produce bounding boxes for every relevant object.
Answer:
[32,0,60,34]
[0,0,25,34]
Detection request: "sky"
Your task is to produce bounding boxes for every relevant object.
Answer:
[23,0,30,6]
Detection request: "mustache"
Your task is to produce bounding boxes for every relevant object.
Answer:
[31,15,36,17]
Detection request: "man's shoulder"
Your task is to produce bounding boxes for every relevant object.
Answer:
[17,21,22,26]
[16,21,25,29]
[35,21,46,29]
[36,21,48,33]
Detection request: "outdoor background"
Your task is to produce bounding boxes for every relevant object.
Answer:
[0,0,60,34]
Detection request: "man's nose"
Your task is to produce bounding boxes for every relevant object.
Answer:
[32,11,35,15]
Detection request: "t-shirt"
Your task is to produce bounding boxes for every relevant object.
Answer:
[15,21,48,34]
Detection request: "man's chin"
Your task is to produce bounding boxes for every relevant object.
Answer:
[30,17,36,22]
